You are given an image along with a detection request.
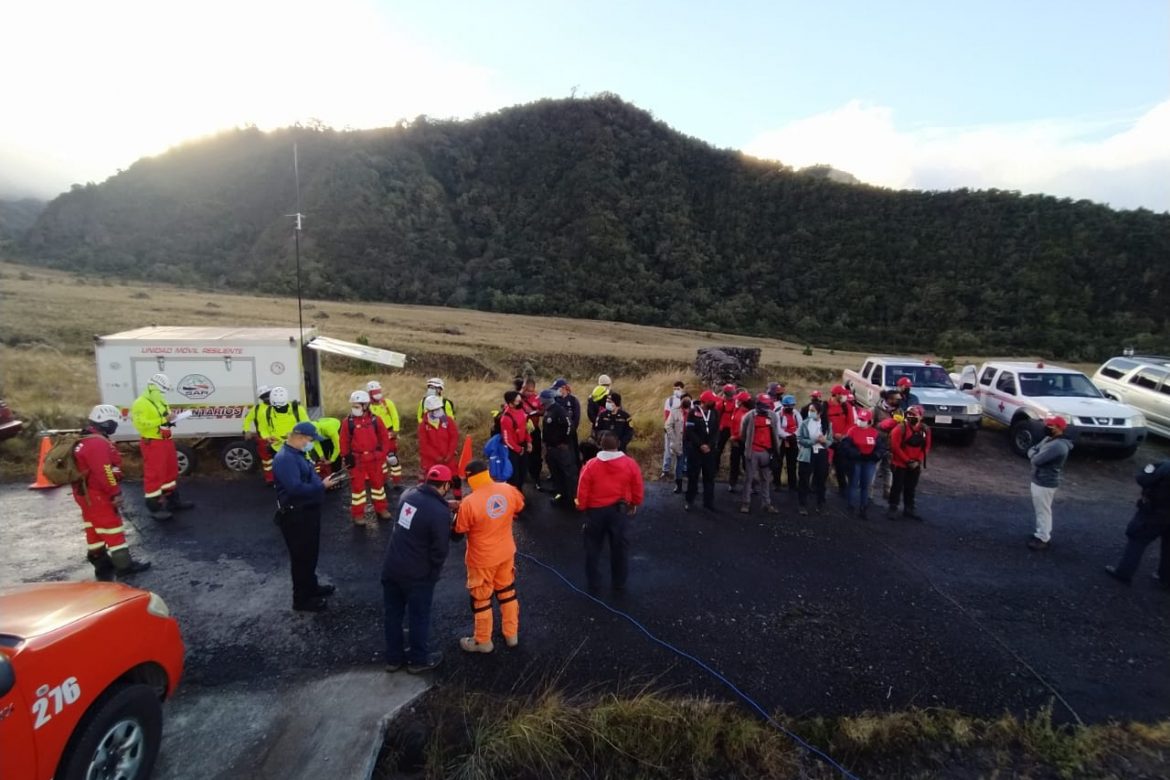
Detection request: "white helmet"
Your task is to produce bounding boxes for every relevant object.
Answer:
[423,395,444,412]
[256,384,272,398]
[598,374,612,386]
[349,390,371,404]
[149,373,173,391]
[269,386,289,405]
[426,377,444,390]
[366,380,382,392]
[89,404,121,424]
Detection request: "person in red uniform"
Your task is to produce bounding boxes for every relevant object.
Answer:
[73,405,151,580]
[738,393,782,515]
[726,391,753,493]
[715,383,738,472]
[341,390,392,524]
[838,408,886,519]
[576,431,645,593]
[418,394,462,497]
[500,390,532,491]
[825,385,856,497]
[889,405,931,521]
[520,378,545,488]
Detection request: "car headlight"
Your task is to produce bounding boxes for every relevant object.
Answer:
[966,404,982,415]
[1130,413,1146,428]
[146,592,171,618]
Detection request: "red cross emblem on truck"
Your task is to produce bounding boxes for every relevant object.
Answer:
[998,401,1005,412]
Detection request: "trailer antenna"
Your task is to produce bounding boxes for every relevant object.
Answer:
[287,143,306,348]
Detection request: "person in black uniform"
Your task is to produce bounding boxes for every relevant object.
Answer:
[272,421,343,612]
[592,392,634,452]
[540,388,579,508]
[552,378,582,464]
[685,390,722,512]
[1105,460,1170,587]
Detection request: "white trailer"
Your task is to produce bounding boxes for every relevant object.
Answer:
[94,326,406,474]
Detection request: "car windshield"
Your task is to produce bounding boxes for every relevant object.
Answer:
[1018,372,1102,398]
[888,365,955,389]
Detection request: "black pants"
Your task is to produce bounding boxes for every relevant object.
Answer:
[831,445,850,494]
[545,443,579,503]
[889,466,921,511]
[584,504,629,589]
[1113,510,1169,581]
[728,441,745,488]
[568,431,581,466]
[798,451,829,506]
[275,506,321,604]
[507,449,526,491]
[528,427,543,481]
[716,428,732,473]
[686,446,717,508]
[778,442,798,490]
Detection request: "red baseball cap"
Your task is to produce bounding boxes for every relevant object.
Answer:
[722,383,736,393]
[810,390,823,398]
[1043,414,1068,431]
[897,377,913,388]
[756,393,773,405]
[856,408,873,422]
[425,465,453,482]
[699,390,718,404]
[830,384,847,395]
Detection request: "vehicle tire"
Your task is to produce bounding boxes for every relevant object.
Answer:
[174,443,198,476]
[1009,419,1038,457]
[220,439,257,472]
[955,429,977,447]
[56,683,162,780]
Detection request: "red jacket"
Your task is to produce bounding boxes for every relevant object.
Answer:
[890,422,931,468]
[843,425,880,457]
[717,397,738,431]
[729,406,750,442]
[341,413,390,463]
[521,391,543,429]
[500,406,531,453]
[577,451,645,509]
[72,431,122,504]
[826,400,855,436]
[418,415,460,470]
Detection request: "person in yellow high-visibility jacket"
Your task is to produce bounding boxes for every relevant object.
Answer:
[367,380,403,489]
[256,386,308,456]
[130,372,195,520]
[415,377,456,422]
[311,416,343,483]
[242,385,273,484]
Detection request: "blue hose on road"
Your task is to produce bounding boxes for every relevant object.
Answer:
[516,550,862,780]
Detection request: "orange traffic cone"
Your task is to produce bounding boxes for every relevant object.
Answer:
[28,436,60,490]
[457,434,473,478]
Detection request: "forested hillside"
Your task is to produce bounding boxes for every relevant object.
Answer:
[19,96,1170,359]
[0,198,45,246]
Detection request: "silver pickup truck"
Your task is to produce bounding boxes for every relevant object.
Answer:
[843,356,982,443]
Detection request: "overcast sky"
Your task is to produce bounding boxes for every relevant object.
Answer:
[3,0,1167,211]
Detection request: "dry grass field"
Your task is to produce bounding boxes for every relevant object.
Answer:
[0,261,868,479]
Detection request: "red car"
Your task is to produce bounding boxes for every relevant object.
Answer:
[0,400,22,441]
[0,582,185,780]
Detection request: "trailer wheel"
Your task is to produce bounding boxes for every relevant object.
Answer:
[220,439,257,472]
[174,444,198,476]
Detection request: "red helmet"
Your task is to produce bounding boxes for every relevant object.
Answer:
[756,393,773,405]
[896,376,913,389]
[699,390,718,404]
[906,405,925,418]
[735,391,753,403]
[830,384,847,395]
[722,383,736,394]
[1043,414,1068,431]
[810,390,823,398]
[856,408,873,422]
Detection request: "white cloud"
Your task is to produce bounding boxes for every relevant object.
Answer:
[744,100,1170,212]
[0,0,513,198]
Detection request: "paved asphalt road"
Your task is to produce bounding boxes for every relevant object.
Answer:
[2,429,1168,773]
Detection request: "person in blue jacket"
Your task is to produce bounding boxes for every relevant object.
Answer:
[381,464,455,674]
[273,421,344,612]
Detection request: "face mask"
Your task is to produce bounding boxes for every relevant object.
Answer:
[273,404,289,413]
[673,389,683,398]
[98,420,118,437]
[857,420,870,428]
[300,440,315,453]
[429,410,444,421]
[1045,428,1057,437]
[351,406,363,416]
[808,411,819,420]
[605,401,615,411]
[426,388,438,397]
[906,417,920,426]
[681,403,692,411]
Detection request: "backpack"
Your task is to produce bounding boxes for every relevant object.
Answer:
[41,434,90,486]
[484,434,513,481]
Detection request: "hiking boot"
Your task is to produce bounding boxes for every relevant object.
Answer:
[1104,566,1131,585]
[87,551,116,582]
[673,480,683,494]
[1026,536,1050,552]
[798,506,809,516]
[459,637,494,654]
[814,504,824,515]
[117,559,152,577]
[887,505,900,520]
[739,503,750,514]
[293,596,329,612]
[145,497,173,521]
[315,583,336,597]
[376,511,392,522]
[684,502,692,512]
[384,662,404,673]
[165,490,195,511]
[407,653,443,674]
[505,634,519,648]
[903,508,923,521]
[764,504,779,515]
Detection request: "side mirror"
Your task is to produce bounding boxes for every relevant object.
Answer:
[0,652,14,698]
[960,382,975,391]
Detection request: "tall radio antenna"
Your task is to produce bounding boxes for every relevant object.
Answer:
[287,143,305,347]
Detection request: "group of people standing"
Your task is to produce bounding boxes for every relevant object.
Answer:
[661,379,932,520]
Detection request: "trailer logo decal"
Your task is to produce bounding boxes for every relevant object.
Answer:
[177,374,216,400]
[270,362,286,375]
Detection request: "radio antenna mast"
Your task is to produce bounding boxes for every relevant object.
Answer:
[287,143,305,347]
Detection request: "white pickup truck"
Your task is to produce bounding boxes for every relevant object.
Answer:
[957,361,1147,457]
[843,356,983,443]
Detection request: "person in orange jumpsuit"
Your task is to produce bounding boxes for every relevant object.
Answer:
[73,405,151,580]
[341,390,391,524]
[418,394,463,498]
[452,460,525,653]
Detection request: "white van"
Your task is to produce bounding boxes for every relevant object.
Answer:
[1092,356,1170,440]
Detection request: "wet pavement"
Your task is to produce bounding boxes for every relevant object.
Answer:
[2,429,1169,776]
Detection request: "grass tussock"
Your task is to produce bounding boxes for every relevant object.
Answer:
[377,689,1170,780]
